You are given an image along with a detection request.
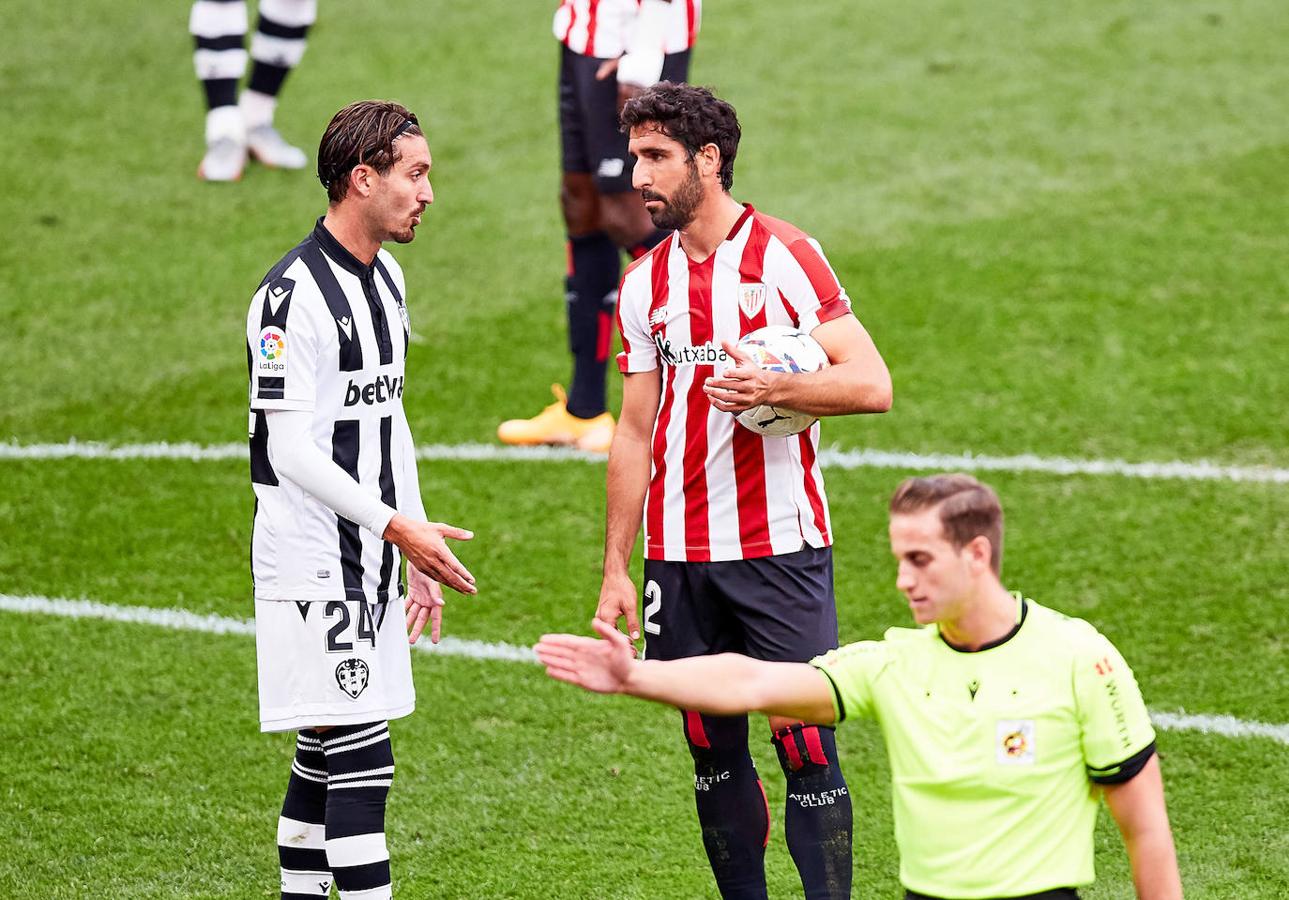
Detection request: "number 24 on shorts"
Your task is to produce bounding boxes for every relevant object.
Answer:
[324,600,380,652]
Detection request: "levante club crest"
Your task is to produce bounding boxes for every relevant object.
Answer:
[335,659,370,699]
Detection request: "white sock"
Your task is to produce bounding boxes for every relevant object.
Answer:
[205,105,246,144]
[240,89,277,130]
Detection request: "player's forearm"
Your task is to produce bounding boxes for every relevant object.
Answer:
[766,357,892,417]
[603,430,651,575]
[1125,831,1182,900]
[623,654,776,714]
[266,410,396,536]
[622,655,835,722]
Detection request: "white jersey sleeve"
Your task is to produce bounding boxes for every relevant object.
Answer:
[264,409,398,537]
[247,270,326,412]
[765,235,854,334]
[615,257,661,373]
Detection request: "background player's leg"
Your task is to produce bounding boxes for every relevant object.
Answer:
[189,0,249,180]
[684,711,771,900]
[563,176,622,423]
[320,722,395,900]
[770,720,853,900]
[242,0,316,169]
[277,729,333,899]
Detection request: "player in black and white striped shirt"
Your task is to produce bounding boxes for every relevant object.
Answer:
[246,100,474,900]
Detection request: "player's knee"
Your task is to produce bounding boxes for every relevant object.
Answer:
[598,192,654,248]
[682,710,749,760]
[258,0,317,27]
[772,722,837,775]
[560,175,599,234]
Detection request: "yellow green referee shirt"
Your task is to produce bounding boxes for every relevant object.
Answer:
[810,595,1156,899]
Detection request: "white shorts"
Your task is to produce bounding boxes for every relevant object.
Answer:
[256,597,415,733]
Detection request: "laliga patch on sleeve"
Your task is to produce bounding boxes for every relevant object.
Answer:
[996,719,1036,765]
[258,327,287,373]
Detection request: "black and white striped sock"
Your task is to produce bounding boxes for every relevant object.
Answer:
[242,0,316,129]
[189,0,248,112]
[278,729,333,900]
[320,722,395,900]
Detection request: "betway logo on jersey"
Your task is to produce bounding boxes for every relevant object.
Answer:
[654,333,730,367]
[343,374,404,406]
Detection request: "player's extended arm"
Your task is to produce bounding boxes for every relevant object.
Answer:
[598,370,663,639]
[266,409,476,596]
[1102,755,1184,899]
[704,315,892,418]
[537,620,839,723]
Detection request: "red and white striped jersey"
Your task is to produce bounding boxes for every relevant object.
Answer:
[553,0,701,59]
[616,205,855,563]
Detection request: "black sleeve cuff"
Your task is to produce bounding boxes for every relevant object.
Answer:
[1088,740,1156,785]
[814,665,847,723]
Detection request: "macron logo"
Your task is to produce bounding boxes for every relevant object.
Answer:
[336,316,353,340]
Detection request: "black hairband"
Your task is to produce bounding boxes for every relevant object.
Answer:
[319,115,420,188]
[392,115,420,140]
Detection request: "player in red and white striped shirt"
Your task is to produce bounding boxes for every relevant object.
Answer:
[599,84,892,900]
[497,0,702,453]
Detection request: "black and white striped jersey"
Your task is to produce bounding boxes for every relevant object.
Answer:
[247,218,418,603]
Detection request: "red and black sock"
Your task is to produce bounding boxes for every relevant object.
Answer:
[772,723,853,900]
[683,711,771,900]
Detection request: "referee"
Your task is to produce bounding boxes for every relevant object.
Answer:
[537,474,1183,900]
[246,100,475,900]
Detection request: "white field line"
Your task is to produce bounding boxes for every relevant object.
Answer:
[3,593,1286,746]
[0,594,534,664]
[2,440,1287,484]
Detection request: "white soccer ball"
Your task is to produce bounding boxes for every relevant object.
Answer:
[733,325,829,437]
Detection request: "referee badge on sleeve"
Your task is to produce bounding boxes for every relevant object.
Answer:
[996,719,1035,765]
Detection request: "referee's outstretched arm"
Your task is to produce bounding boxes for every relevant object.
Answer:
[535,618,837,724]
[1103,756,1184,900]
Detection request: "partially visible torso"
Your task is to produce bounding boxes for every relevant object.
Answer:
[617,206,854,562]
[553,0,701,58]
[813,600,1156,897]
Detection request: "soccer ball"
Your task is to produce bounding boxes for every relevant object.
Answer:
[733,325,829,437]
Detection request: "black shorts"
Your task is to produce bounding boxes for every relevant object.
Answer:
[641,546,838,663]
[558,44,692,193]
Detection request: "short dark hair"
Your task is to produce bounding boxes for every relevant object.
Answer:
[620,82,740,191]
[317,100,423,204]
[889,474,1005,575]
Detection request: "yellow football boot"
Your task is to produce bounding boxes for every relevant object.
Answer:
[497,384,616,453]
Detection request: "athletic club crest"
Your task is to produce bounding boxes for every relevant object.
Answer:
[738,283,767,319]
[335,659,370,699]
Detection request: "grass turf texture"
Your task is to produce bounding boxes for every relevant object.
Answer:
[2,0,1288,896]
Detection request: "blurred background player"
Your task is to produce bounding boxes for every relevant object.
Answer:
[599,83,892,899]
[496,0,701,452]
[540,474,1184,900]
[190,0,317,181]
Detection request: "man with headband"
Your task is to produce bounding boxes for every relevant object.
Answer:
[245,99,477,899]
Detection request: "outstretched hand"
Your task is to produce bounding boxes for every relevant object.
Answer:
[704,341,775,413]
[405,565,444,644]
[385,515,477,596]
[535,619,636,694]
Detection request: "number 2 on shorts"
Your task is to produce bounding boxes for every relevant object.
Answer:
[643,580,663,636]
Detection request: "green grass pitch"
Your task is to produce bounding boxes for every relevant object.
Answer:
[2,0,1287,897]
